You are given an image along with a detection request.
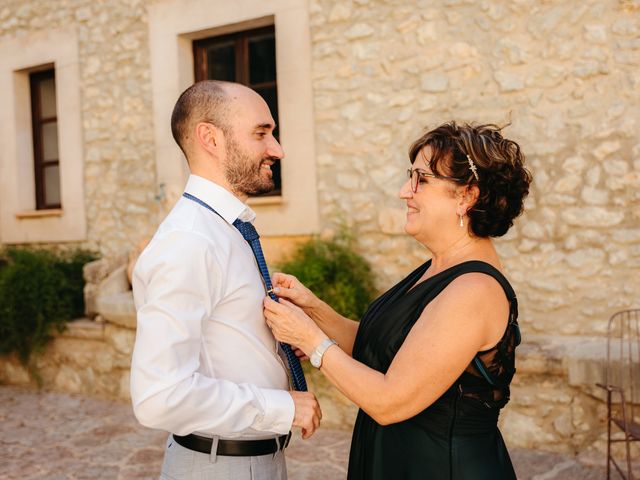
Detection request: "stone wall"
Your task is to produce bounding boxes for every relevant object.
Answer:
[308,0,640,336]
[1,0,638,462]
[1,0,637,333]
[0,0,160,258]
[0,319,134,400]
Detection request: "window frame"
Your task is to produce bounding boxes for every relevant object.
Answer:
[147,1,320,237]
[29,68,61,210]
[193,25,277,88]
[0,28,86,244]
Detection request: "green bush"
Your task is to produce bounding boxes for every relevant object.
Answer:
[0,248,97,367]
[277,235,376,320]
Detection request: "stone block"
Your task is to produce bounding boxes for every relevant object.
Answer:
[420,73,448,92]
[554,174,581,193]
[580,186,609,205]
[561,207,624,228]
[553,411,574,437]
[516,338,564,375]
[83,258,112,285]
[584,24,607,43]
[336,173,361,190]
[63,318,105,340]
[96,291,137,329]
[99,265,130,296]
[105,324,136,356]
[494,71,524,92]
[328,4,351,23]
[84,283,100,318]
[92,351,116,374]
[500,409,557,448]
[54,365,83,394]
[344,23,374,39]
[0,357,30,385]
[612,229,640,244]
[565,248,605,270]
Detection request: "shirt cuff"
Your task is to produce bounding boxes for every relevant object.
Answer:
[255,388,296,434]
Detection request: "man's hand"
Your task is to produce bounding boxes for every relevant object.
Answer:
[290,391,322,439]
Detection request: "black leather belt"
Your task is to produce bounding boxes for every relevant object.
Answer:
[173,432,291,456]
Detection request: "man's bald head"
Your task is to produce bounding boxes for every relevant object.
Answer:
[170,80,242,158]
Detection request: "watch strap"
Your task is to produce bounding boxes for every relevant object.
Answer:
[312,338,337,368]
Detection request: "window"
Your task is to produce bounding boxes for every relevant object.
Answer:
[0,28,86,243]
[148,1,319,237]
[193,26,281,195]
[29,69,61,210]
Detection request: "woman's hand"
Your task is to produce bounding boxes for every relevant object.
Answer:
[271,273,320,311]
[264,297,327,356]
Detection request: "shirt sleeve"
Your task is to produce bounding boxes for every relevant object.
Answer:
[130,229,295,436]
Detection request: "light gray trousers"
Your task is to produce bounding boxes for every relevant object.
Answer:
[160,434,287,480]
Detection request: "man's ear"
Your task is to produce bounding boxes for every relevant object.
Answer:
[195,122,222,155]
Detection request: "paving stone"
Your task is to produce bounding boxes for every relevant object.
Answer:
[1,385,609,479]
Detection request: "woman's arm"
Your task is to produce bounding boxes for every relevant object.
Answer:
[305,299,360,356]
[272,272,360,355]
[265,273,509,425]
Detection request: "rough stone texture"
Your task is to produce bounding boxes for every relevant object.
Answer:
[0,320,133,401]
[1,0,636,337]
[0,385,612,480]
[0,0,161,260]
[1,0,639,470]
[309,0,640,339]
[83,257,127,317]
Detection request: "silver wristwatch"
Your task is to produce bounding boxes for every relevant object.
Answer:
[310,338,337,369]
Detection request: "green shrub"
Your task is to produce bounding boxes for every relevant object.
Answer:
[277,235,376,320]
[0,248,97,368]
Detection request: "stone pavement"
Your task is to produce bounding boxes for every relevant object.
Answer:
[0,385,608,479]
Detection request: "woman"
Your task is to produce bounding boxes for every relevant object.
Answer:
[264,122,532,479]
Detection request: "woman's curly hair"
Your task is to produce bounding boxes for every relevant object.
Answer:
[409,122,532,238]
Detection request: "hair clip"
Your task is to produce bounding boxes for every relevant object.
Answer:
[466,154,479,181]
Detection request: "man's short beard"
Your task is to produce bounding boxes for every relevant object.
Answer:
[223,133,275,197]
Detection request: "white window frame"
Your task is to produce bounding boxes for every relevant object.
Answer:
[0,28,86,243]
[147,0,319,236]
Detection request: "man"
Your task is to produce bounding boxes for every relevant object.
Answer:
[130,80,322,479]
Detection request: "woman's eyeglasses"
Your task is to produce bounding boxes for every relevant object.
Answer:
[407,168,462,193]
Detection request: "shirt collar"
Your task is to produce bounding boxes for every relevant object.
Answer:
[184,175,256,224]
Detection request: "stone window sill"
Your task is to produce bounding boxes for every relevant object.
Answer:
[15,209,63,219]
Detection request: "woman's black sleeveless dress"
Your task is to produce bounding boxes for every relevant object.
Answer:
[348,260,520,480]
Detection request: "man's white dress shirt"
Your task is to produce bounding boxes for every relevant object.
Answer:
[130,175,294,439]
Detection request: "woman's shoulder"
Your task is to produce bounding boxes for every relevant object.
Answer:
[441,270,508,304]
[427,261,512,319]
[441,260,515,299]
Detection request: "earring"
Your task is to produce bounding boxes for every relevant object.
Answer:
[459,214,464,228]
